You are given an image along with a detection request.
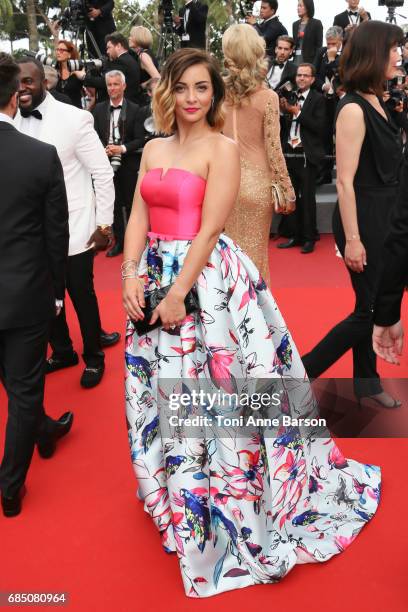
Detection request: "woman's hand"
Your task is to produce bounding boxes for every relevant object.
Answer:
[150,292,186,330]
[123,278,145,320]
[344,239,367,273]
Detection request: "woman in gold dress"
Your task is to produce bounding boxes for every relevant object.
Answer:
[222,24,295,286]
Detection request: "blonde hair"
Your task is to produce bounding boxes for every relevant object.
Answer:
[129,25,153,49]
[222,24,268,105]
[153,48,225,136]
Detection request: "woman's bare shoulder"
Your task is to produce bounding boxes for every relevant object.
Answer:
[206,132,239,158]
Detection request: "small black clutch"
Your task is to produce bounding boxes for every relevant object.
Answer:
[132,284,199,335]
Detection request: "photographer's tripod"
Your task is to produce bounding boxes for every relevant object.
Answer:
[67,23,103,60]
[157,13,179,66]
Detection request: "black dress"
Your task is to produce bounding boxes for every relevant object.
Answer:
[302,93,402,397]
[56,74,83,109]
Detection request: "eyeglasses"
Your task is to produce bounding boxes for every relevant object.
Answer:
[56,48,69,53]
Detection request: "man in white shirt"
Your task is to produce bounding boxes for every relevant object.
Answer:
[267,35,297,91]
[174,0,208,49]
[15,57,117,389]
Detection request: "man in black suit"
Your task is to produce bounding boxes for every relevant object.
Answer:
[174,0,208,49]
[278,63,325,254]
[267,35,297,91]
[93,70,146,257]
[373,159,408,364]
[0,54,73,517]
[333,0,370,35]
[314,26,343,184]
[85,0,116,57]
[247,0,287,59]
[81,32,141,105]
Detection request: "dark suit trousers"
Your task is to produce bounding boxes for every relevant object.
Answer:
[49,249,104,367]
[302,206,383,398]
[0,321,50,497]
[286,153,318,242]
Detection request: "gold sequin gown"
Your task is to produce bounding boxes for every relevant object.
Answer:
[223,88,295,286]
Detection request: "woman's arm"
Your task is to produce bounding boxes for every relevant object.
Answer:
[140,52,161,80]
[150,138,240,329]
[122,143,153,320]
[264,91,295,213]
[336,102,366,272]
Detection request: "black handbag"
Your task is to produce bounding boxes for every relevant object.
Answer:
[132,285,199,335]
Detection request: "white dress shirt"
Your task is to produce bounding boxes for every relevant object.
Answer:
[17,94,49,138]
[267,60,287,90]
[288,88,310,148]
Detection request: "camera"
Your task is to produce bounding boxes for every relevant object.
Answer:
[277,81,298,106]
[159,0,174,31]
[378,1,404,7]
[386,75,408,111]
[36,53,103,74]
[109,137,122,173]
[59,0,91,30]
[240,1,255,18]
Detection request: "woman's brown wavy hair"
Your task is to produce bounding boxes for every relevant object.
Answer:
[340,21,404,97]
[152,48,225,135]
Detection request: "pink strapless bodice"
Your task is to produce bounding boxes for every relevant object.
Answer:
[140,168,207,240]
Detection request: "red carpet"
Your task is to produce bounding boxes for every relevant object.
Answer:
[0,236,407,611]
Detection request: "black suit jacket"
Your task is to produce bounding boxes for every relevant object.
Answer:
[313,47,341,93]
[0,122,69,330]
[92,98,145,206]
[254,16,288,58]
[292,18,323,64]
[281,89,326,166]
[269,59,297,91]
[375,158,408,326]
[333,10,371,30]
[175,1,208,49]
[86,0,116,37]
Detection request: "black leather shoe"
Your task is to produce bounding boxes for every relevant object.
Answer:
[277,239,301,249]
[46,351,79,374]
[106,243,123,257]
[301,241,315,254]
[1,485,26,517]
[100,330,121,348]
[80,364,105,388]
[37,412,74,459]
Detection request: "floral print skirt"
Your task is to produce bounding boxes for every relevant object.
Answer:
[125,234,381,598]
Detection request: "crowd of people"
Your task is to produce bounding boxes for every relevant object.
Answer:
[0,0,407,601]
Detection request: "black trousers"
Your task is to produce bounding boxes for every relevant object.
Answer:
[302,205,383,398]
[49,249,104,368]
[0,321,54,497]
[113,160,140,248]
[285,154,318,243]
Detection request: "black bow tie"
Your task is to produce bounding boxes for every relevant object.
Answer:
[348,10,358,16]
[273,61,285,69]
[110,105,122,112]
[297,94,305,101]
[20,108,42,120]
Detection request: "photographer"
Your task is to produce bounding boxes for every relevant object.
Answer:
[54,39,84,108]
[246,1,287,59]
[92,70,145,257]
[278,63,326,253]
[314,26,343,184]
[173,0,208,49]
[78,32,141,104]
[384,67,408,144]
[333,1,371,34]
[267,35,296,91]
[85,0,116,57]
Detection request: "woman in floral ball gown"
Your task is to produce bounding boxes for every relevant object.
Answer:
[122,48,381,598]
